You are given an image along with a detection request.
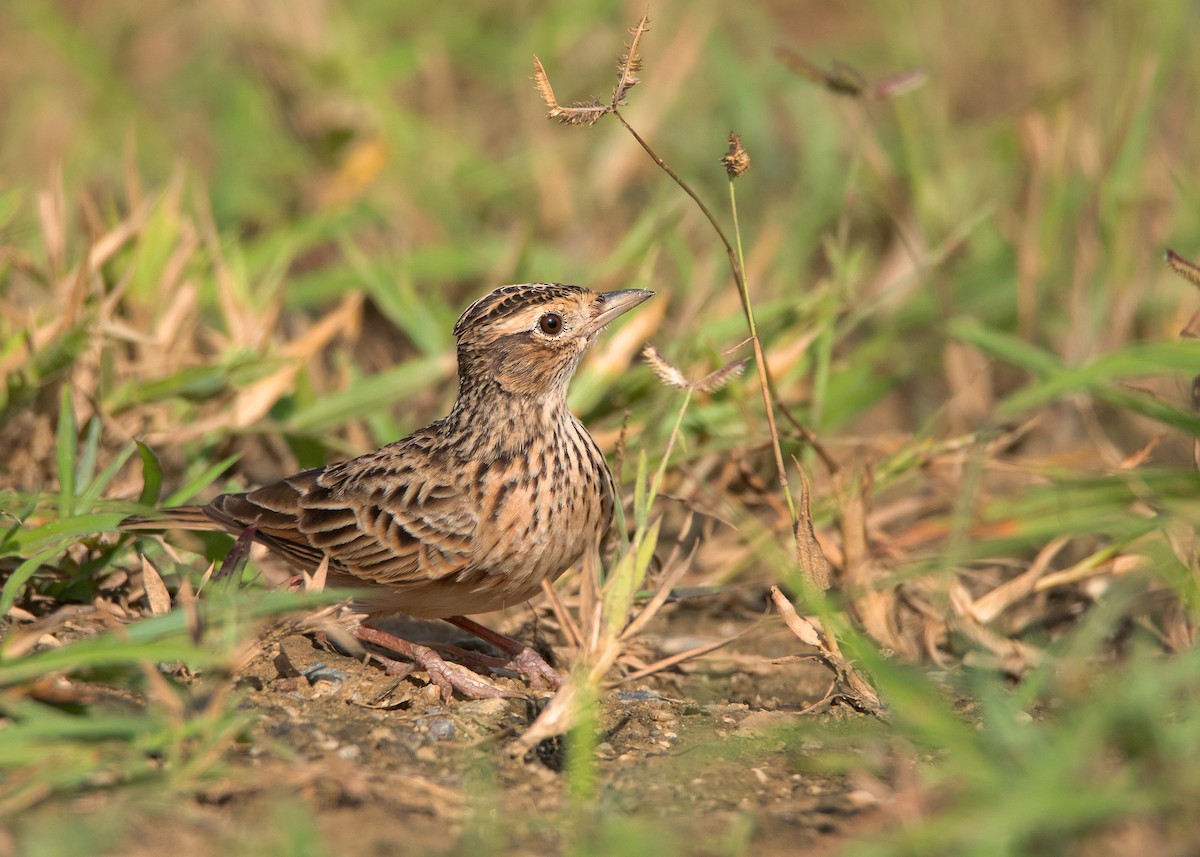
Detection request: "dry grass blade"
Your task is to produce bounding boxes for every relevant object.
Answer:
[612,14,650,106]
[949,582,1042,674]
[618,524,698,642]
[970,536,1068,624]
[839,466,911,656]
[532,57,611,125]
[541,577,585,652]
[614,618,758,685]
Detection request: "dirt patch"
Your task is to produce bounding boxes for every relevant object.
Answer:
[16,597,889,856]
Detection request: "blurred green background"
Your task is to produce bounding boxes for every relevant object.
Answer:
[4,1,1200,855]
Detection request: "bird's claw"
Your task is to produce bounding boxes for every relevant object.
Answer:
[506,646,562,691]
[418,653,525,701]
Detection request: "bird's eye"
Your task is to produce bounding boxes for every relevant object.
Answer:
[538,312,564,335]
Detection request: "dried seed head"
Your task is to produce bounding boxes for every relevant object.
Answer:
[694,358,747,394]
[776,47,926,101]
[1167,249,1200,289]
[870,68,928,99]
[722,132,751,179]
[642,344,689,390]
[532,56,612,125]
[613,15,650,106]
[643,344,746,393]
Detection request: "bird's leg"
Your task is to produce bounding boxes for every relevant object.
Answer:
[353,625,523,701]
[445,615,563,691]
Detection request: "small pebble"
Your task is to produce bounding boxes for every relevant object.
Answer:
[302,663,349,687]
[337,745,362,762]
[845,789,881,808]
[427,717,456,741]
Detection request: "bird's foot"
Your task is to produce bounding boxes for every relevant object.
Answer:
[504,645,563,691]
[445,615,562,690]
[354,625,523,701]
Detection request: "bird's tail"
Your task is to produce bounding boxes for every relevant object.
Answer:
[119,506,224,532]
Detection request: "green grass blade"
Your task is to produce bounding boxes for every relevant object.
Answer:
[0,546,62,618]
[135,441,164,507]
[55,386,77,517]
[164,454,241,506]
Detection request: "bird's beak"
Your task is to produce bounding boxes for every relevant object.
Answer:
[588,289,654,333]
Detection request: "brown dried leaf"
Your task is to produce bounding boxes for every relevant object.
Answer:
[793,465,832,591]
[769,585,823,647]
[770,586,886,716]
[970,536,1068,625]
[141,555,172,616]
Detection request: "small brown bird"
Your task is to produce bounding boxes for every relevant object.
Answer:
[123,283,652,699]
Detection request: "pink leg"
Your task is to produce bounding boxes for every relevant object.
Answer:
[445,615,563,691]
[353,626,523,701]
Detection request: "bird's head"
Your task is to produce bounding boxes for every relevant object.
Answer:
[452,283,653,399]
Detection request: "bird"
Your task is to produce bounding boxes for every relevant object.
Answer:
[122,283,653,699]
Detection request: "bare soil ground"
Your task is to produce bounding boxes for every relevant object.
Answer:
[15,595,889,857]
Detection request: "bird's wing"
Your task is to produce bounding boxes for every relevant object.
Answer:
[206,445,479,586]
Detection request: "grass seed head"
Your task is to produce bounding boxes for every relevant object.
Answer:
[722,132,751,179]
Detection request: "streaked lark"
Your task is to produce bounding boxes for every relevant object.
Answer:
[123,283,653,698]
